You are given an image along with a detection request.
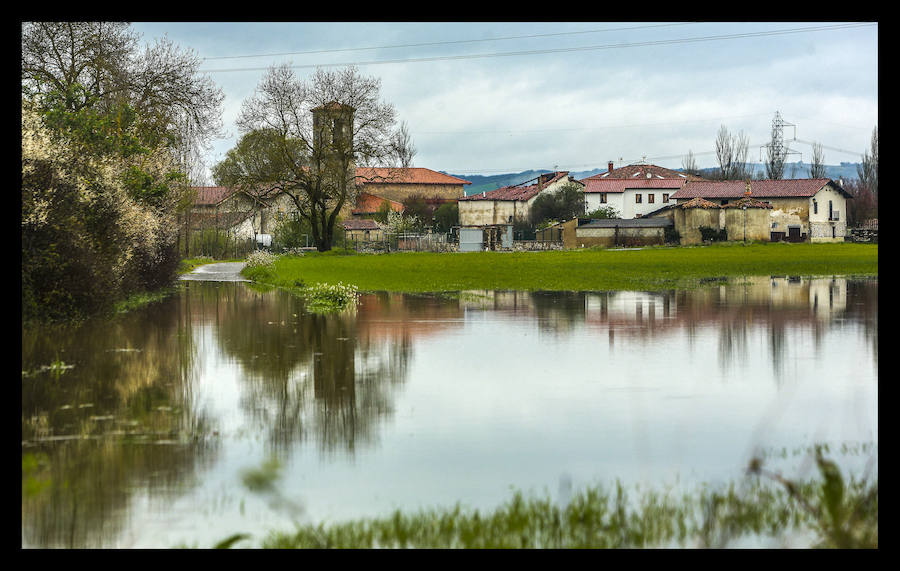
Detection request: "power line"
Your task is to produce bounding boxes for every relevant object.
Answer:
[201,22,700,61]
[417,112,774,135]
[446,137,864,175]
[199,23,875,73]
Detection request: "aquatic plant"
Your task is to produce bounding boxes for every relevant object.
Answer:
[245,250,278,270]
[299,281,360,313]
[247,452,876,549]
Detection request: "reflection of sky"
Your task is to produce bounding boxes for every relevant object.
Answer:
[70,279,877,546]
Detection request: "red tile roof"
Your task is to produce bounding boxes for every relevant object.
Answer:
[671,179,836,200]
[583,163,703,182]
[356,167,472,186]
[352,192,404,215]
[459,171,573,202]
[583,178,685,193]
[678,197,720,209]
[192,186,234,206]
[721,197,774,209]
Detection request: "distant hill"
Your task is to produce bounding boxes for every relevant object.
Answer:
[695,162,860,183]
[450,162,861,196]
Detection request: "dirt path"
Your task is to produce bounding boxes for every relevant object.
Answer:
[178,262,249,282]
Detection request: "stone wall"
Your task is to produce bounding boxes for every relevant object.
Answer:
[722,208,772,242]
[360,183,464,204]
[675,208,720,245]
[848,228,878,243]
[574,226,667,248]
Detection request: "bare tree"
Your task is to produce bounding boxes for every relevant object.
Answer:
[808,142,827,178]
[857,127,878,195]
[715,125,751,180]
[22,22,224,186]
[682,150,699,175]
[214,65,415,251]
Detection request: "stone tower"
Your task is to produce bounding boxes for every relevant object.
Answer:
[311,101,355,169]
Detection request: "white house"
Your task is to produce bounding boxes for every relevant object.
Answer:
[581,162,698,218]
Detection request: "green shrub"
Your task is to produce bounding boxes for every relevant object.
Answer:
[699,226,728,242]
[664,226,681,244]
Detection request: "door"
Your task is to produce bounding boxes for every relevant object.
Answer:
[788,226,801,242]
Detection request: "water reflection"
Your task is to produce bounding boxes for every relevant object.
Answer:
[21,276,876,548]
[22,293,218,548]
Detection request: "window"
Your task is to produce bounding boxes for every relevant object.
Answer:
[813,200,818,215]
[635,194,642,203]
[648,194,655,204]
[600,193,607,204]
[662,193,669,203]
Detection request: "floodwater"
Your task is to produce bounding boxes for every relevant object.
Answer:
[21,274,877,548]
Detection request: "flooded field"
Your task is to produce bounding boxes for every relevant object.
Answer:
[21,276,877,548]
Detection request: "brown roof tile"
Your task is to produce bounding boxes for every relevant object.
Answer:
[356,167,472,186]
[672,179,835,200]
[191,186,234,206]
[584,163,704,182]
[459,171,573,202]
[679,197,720,209]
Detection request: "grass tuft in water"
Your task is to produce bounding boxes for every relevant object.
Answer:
[250,453,876,549]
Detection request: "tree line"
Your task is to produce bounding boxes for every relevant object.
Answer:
[682,123,877,226]
[22,22,224,322]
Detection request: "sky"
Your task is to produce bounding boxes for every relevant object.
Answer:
[129,21,878,182]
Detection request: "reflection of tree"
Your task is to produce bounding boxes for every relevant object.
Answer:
[530,291,586,335]
[842,278,878,364]
[213,287,414,456]
[21,290,217,548]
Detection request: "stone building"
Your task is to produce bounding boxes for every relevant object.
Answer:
[458,171,582,226]
[670,178,852,243]
[354,167,471,208]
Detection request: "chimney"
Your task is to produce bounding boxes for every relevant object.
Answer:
[608,161,614,173]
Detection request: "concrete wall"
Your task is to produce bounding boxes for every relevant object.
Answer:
[765,197,808,240]
[722,208,772,242]
[573,225,667,248]
[360,183,463,204]
[674,208,720,245]
[459,198,530,226]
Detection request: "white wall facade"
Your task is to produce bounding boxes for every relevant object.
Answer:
[584,192,625,217]
[621,189,677,218]
[808,185,848,242]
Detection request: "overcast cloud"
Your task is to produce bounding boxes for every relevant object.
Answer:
[129,21,878,181]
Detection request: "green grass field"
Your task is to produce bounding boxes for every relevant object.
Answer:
[244,242,877,293]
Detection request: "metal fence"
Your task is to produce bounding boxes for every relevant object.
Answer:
[340,231,457,253]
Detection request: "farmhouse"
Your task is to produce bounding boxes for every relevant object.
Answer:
[581,162,704,219]
[342,218,384,241]
[670,178,851,242]
[354,167,472,210]
[458,171,582,226]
